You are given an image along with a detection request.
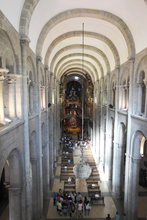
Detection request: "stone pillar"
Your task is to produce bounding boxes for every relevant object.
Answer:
[143,79,147,117]
[94,82,99,160]
[30,158,40,220]
[48,72,54,180]
[43,65,50,198]
[115,143,123,198]
[99,78,104,172]
[127,156,140,220]
[104,73,112,180]
[36,56,43,218]
[92,81,97,153]
[124,58,135,215]
[112,66,120,194]
[0,72,6,124]
[15,75,22,119]
[56,79,60,155]
[20,37,32,220]
[53,76,57,162]
[9,187,21,220]
[7,74,17,119]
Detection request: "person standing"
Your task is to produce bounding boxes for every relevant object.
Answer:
[52,192,57,206]
[123,213,127,220]
[106,214,111,220]
[115,211,120,220]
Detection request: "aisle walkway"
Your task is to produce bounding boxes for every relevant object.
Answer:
[47,143,117,219]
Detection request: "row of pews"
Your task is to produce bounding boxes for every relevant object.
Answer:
[60,145,76,192]
[60,143,104,205]
[84,147,105,205]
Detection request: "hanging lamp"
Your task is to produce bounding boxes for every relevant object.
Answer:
[73,23,92,179]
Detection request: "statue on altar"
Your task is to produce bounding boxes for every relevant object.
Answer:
[68,87,78,101]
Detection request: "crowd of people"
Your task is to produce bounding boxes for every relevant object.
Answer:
[52,190,91,217]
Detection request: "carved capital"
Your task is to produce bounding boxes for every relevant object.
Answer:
[7,74,17,84]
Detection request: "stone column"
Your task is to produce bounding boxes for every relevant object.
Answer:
[20,37,32,220]
[36,56,43,218]
[104,73,112,180]
[48,72,54,180]
[92,81,97,153]
[127,156,140,220]
[0,72,6,124]
[112,66,120,194]
[124,58,135,215]
[56,79,61,155]
[94,81,100,161]
[15,75,22,119]
[43,65,50,199]
[53,76,57,162]
[143,79,147,117]
[9,187,21,220]
[7,74,17,119]
[115,143,123,198]
[99,78,104,172]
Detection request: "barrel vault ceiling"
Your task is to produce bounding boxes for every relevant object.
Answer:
[1,0,147,81]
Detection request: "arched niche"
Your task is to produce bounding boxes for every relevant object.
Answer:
[135,55,147,116]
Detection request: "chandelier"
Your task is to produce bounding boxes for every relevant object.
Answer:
[73,143,92,179]
[73,23,92,179]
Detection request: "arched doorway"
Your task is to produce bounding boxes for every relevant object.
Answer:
[0,149,23,220]
[126,131,147,220]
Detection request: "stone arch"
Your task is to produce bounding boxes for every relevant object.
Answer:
[19,0,40,36]
[45,31,120,68]
[57,58,98,77]
[58,63,95,82]
[55,55,103,80]
[35,9,135,58]
[0,29,18,123]
[135,55,147,115]
[49,44,110,73]
[0,148,23,220]
[126,131,146,220]
[0,12,20,73]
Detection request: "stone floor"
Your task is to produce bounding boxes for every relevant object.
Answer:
[1,145,147,220]
[47,145,117,219]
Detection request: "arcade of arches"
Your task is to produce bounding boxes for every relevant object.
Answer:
[0,1,147,220]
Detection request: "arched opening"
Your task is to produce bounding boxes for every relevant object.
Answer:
[127,131,147,220]
[59,73,93,141]
[0,149,22,220]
